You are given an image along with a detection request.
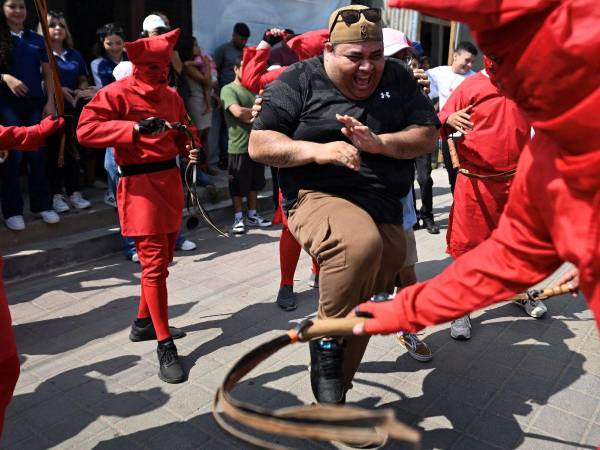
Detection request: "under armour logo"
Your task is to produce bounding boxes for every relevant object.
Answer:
[380,91,391,99]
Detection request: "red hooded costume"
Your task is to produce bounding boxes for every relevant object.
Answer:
[439,70,530,258]
[77,29,195,342]
[0,117,64,437]
[356,0,600,334]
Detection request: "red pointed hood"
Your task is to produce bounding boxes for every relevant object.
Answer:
[125,28,180,66]
[125,28,181,92]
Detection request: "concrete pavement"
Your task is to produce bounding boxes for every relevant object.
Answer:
[2,168,599,450]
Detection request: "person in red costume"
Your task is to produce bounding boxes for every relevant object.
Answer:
[0,116,64,438]
[353,0,598,336]
[77,29,197,384]
[242,28,327,311]
[438,57,548,341]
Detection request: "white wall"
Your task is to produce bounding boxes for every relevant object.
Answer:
[192,0,349,55]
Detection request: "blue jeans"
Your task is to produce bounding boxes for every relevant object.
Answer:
[0,97,52,217]
[104,147,118,197]
[107,149,188,258]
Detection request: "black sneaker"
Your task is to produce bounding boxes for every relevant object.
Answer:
[422,217,440,234]
[276,285,297,311]
[309,338,346,404]
[129,322,186,342]
[157,340,186,384]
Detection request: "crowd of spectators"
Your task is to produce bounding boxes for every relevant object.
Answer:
[0,0,253,235]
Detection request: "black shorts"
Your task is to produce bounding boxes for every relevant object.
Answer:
[228,153,266,197]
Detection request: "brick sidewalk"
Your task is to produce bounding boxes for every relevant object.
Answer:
[3,168,599,449]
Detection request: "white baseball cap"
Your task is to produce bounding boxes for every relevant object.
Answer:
[142,14,168,33]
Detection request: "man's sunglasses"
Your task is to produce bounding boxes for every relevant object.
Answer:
[329,8,381,36]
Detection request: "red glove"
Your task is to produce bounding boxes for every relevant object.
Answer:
[354,294,405,335]
[36,116,65,139]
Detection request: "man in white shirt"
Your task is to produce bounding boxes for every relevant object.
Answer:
[427,41,478,192]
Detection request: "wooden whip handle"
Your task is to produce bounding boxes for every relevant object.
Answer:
[299,317,365,341]
[539,283,574,298]
[447,137,461,170]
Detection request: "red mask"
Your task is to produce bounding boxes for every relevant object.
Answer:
[125,28,180,90]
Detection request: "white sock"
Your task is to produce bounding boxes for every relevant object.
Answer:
[234,212,243,220]
[248,209,257,218]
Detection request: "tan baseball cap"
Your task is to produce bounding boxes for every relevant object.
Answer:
[328,5,383,44]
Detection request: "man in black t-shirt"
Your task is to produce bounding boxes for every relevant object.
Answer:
[250,5,439,405]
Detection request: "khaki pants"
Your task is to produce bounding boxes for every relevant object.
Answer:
[288,190,406,388]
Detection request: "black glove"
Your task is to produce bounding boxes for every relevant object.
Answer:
[137,117,169,135]
[262,29,283,46]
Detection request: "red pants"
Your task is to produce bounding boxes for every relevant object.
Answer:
[133,232,177,341]
[0,258,19,438]
[277,190,319,286]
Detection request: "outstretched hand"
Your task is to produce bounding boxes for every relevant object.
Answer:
[336,114,383,154]
[446,105,474,134]
[556,267,580,297]
[349,294,405,336]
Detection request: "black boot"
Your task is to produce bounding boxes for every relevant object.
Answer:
[157,339,186,384]
[309,338,346,404]
[129,320,186,342]
[422,216,440,234]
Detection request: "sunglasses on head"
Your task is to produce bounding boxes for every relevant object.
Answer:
[329,8,381,36]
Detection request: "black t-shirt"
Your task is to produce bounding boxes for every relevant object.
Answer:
[253,56,440,224]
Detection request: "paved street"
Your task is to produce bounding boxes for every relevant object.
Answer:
[2,168,599,450]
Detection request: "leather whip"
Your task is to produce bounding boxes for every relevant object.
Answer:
[213,317,420,449]
[170,123,229,237]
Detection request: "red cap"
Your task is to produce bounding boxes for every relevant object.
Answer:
[288,29,329,61]
[125,28,181,66]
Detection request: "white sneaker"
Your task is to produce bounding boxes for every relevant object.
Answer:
[450,315,471,340]
[178,239,196,251]
[40,210,60,224]
[104,191,117,208]
[52,194,70,213]
[514,298,548,319]
[232,217,245,234]
[130,252,139,263]
[69,191,91,209]
[6,215,25,231]
[247,213,272,228]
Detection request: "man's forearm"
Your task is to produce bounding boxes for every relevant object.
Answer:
[249,129,317,167]
[378,125,438,159]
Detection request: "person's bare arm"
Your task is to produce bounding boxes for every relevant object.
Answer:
[183,62,211,88]
[228,104,254,124]
[249,129,361,170]
[337,114,437,159]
